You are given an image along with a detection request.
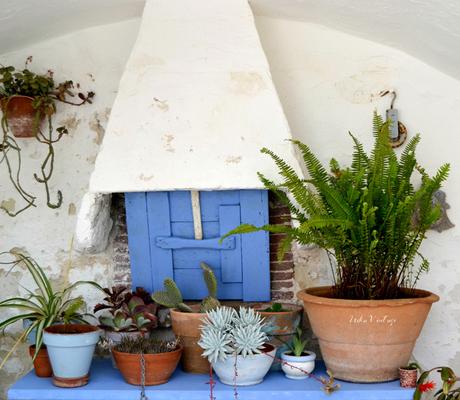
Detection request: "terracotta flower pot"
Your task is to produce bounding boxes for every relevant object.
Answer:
[170,305,209,374]
[399,367,418,388]
[104,330,149,368]
[0,96,43,138]
[28,345,52,378]
[112,346,182,385]
[297,286,439,382]
[253,303,303,370]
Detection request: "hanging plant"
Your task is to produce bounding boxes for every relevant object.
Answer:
[0,57,95,216]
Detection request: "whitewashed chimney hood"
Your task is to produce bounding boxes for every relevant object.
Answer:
[89,0,301,193]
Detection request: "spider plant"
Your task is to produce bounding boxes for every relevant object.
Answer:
[0,251,103,365]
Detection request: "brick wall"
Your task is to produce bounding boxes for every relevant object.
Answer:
[112,192,296,302]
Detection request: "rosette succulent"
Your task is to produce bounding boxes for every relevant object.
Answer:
[94,285,158,332]
[198,306,268,363]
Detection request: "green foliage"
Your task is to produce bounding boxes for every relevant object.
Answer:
[152,262,220,313]
[0,58,95,216]
[262,302,287,312]
[223,113,450,300]
[414,366,459,400]
[198,306,268,363]
[284,327,309,357]
[114,336,180,355]
[95,286,158,332]
[0,251,103,364]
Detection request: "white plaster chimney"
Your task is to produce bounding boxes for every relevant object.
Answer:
[90,0,301,193]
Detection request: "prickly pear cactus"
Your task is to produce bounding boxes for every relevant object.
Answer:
[152,278,193,312]
[199,262,220,312]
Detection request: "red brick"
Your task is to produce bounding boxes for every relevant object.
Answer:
[271,281,294,290]
[271,291,295,301]
[270,261,294,271]
[269,215,292,224]
[271,271,294,281]
[270,251,293,262]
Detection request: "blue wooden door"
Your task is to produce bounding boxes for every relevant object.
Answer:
[125,190,269,301]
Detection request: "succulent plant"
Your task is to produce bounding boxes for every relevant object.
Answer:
[114,336,180,355]
[151,262,220,313]
[95,285,158,332]
[198,306,268,363]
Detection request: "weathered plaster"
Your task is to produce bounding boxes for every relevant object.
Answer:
[90,0,302,193]
[256,17,460,371]
[0,19,140,399]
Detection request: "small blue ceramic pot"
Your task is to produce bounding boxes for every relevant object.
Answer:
[43,324,100,387]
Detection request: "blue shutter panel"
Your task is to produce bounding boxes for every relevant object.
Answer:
[125,190,269,301]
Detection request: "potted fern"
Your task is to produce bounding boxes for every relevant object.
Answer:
[152,262,220,373]
[224,113,448,382]
[198,306,275,386]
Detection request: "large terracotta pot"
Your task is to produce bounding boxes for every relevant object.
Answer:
[170,306,209,374]
[0,96,43,138]
[253,303,303,370]
[28,345,52,378]
[112,346,182,385]
[297,286,439,383]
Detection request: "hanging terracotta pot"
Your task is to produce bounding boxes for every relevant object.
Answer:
[170,305,209,374]
[28,345,52,378]
[112,346,182,385]
[0,95,43,138]
[298,286,439,382]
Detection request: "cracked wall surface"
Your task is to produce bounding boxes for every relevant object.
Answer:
[0,19,140,399]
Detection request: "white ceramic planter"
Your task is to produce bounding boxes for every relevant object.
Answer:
[281,351,316,380]
[212,344,276,386]
[43,324,101,387]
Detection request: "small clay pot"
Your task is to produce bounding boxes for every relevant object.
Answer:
[28,345,52,378]
[399,367,418,388]
[170,305,209,374]
[0,96,43,138]
[112,346,182,385]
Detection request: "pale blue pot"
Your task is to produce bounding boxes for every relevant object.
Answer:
[43,325,100,386]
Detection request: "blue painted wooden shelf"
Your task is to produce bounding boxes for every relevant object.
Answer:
[8,359,414,400]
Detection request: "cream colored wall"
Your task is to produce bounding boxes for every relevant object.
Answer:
[0,19,140,398]
[255,16,460,370]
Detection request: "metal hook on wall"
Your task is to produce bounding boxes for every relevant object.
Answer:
[379,90,407,148]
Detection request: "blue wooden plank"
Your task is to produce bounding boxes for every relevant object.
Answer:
[169,191,193,222]
[175,268,243,300]
[146,192,174,292]
[219,205,242,283]
[8,359,414,400]
[124,192,153,291]
[200,190,240,221]
[240,190,270,301]
[173,249,221,270]
[156,236,235,250]
[171,221,219,238]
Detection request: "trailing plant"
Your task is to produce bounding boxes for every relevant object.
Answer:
[198,306,268,363]
[0,57,95,216]
[0,251,103,365]
[114,336,180,354]
[94,285,158,332]
[223,113,450,300]
[152,262,220,313]
[414,366,460,399]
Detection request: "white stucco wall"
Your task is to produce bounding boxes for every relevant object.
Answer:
[1,11,459,399]
[0,19,140,398]
[255,17,460,370]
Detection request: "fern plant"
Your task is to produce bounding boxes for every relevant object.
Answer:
[223,113,449,300]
